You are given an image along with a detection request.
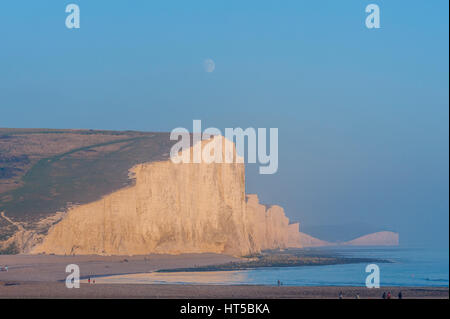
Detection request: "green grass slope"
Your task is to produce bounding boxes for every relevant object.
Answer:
[0,129,175,238]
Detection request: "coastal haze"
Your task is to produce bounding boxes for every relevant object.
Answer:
[1,1,448,248]
[0,129,397,255]
[1,129,443,299]
[0,0,448,300]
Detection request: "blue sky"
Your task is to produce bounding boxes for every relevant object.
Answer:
[0,1,448,246]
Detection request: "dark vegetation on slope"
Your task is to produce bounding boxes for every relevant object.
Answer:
[0,129,175,239]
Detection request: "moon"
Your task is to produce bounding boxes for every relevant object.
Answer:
[203,59,215,73]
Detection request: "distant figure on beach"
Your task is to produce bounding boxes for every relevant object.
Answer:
[387,291,392,299]
[398,291,403,299]
[277,280,280,286]
[88,277,91,284]
[355,294,360,299]
[382,292,386,299]
[339,291,343,299]
[4,266,7,272]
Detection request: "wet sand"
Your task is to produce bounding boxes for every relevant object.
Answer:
[0,253,241,282]
[0,254,448,299]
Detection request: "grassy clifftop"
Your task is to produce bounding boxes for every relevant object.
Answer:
[0,129,175,242]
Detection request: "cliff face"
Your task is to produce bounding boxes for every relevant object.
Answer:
[287,223,303,248]
[298,232,331,247]
[245,194,296,251]
[343,231,399,246]
[32,137,302,256]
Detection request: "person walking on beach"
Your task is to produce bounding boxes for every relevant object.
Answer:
[387,292,392,299]
[382,292,386,299]
[339,291,343,299]
[398,291,403,299]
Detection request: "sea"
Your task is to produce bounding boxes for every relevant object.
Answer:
[93,246,449,287]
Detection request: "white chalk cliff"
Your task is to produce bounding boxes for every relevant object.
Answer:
[298,232,332,247]
[32,137,304,256]
[343,231,399,246]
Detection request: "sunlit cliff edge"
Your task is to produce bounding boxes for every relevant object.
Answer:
[30,136,303,256]
[1,134,399,256]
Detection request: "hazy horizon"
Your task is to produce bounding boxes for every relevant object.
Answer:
[1,1,448,248]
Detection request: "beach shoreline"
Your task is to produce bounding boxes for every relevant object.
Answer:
[0,250,391,282]
[1,253,448,299]
[1,281,448,299]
